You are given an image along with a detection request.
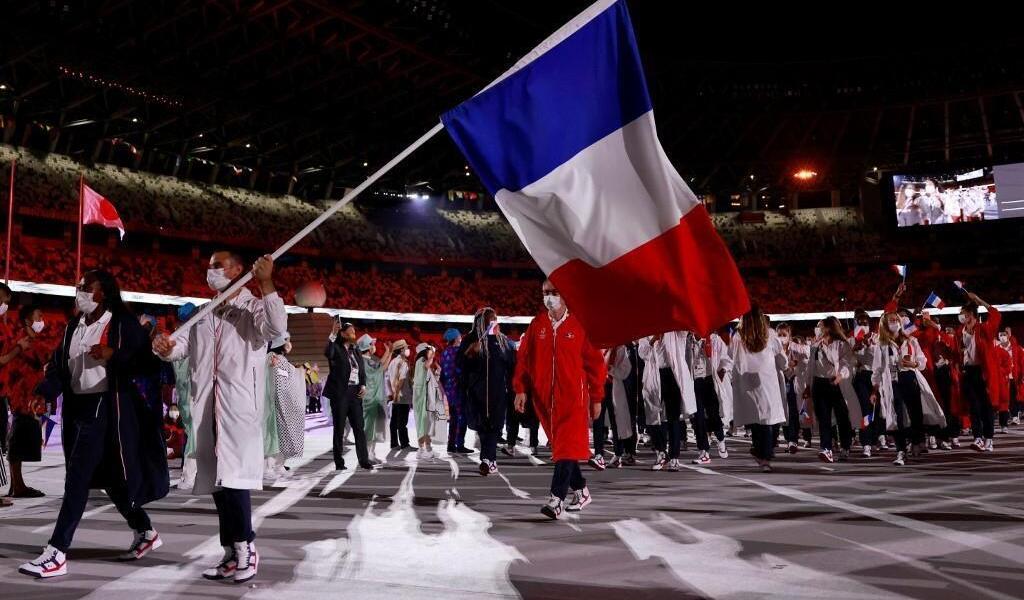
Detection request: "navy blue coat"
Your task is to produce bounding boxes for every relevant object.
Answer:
[40,311,169,507]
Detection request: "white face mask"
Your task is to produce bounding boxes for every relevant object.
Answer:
[814,326,823,339]
[0,302,7,316]
[76,290,99,315]
[999,334,1009,344]
[543,294,562,312]
[207,267,232,292]
[403,348,410,358]
[168,410,180,420]
[958,314,968,325]
[30,320,45,333]
[887,321,901,334]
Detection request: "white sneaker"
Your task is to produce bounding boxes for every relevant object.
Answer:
[118,529,162,561]
[607,455,623,469]
[862,445,872,458]
[233,541,258,584]
[939,441,953,451]
[667,458,682,471]
[952,437,962,448]
[692,452,711,466]
[541,495,564,520]
[717,439,728,459]
[202,546,237,580]
[19,545,67,579]
[970,438,984,452]
[893,451,906,466]
[1012,416,1021,426]
[1000,426,1009,434]
[787,442,799,454]
[488,460,499,475]
[588,454,607,471]
[818,449,834,463]
[798,440,810,449]
[984,439,994,452]
[928,436,938,450]
[179,457,197,490]
[877,437,889,450]
[565,486,592,512]
[651,452,668,471]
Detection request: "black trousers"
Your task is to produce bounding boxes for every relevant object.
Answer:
[812,377,852,451]
[0,396,9,454]
[934,365,959,441]
[50,395,152,553]
[691,376,723,451]
[890,371,925,448]
[390,403,411,448]
[852,370,876,446]
[784,379,800,443]
[550,460,585,500]
[478,423,502,462]
[212,488,254,546]
[750,423,775,460]
[660,368,683,459]
[330,385,369,468]
[593,382,617,457]
[962,365,994,439]
[506,418,539,450]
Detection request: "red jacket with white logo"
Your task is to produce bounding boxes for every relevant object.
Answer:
[514,310,606,461]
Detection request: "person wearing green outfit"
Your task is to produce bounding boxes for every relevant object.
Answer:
[412,342,447,461]
[173,303,197,490]
[358,334,391,464]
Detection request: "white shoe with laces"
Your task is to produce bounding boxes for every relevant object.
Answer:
[970,438,984,452]
[541,495,564,520]
[692,452,711,466]
[668,458,683,471]
[984,439,994,452]
[651,452,668,471]
[893,451,906,466]
[118,529,162,561]
[233,541,258,584]
[928,436,938,450]
[862,445,872,458]
[588,454,607,471]
[565,486,592,512]
[940,441,953,451]
[19,545,67,579]
[717,439,728,459]
[202,546,237,580]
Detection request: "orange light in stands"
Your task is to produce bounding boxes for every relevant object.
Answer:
[793,169,817,180]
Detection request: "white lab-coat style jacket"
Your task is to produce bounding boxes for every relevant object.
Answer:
[638,332,697,422]
[731,332,788,426]
[606,346,636,441]
[870,337,946,430]
[162,288,287,493]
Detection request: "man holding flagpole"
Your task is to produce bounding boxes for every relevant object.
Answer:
[152,250,286,584]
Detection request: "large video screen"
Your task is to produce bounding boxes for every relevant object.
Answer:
[891,162,1024,227]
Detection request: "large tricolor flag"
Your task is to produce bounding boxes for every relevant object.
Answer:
[441,0,748,345]
[82,183,125,239]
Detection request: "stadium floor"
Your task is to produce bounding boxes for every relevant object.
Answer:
[2,417,1023,600]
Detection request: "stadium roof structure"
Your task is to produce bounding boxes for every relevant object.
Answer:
[3,1,1024,201]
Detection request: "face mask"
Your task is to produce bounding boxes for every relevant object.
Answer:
[814,326,823,339]
[168,410,180,420]
[403,348,410,358]
[30,320,45,334]
[207,268,232,292]
[958,314,967,325]
[0,302,7,316]
[999,334,1009,343]
[779,335,790,343]
[887,321,901,334]
[543,294,562,312]
[76,290,99,315]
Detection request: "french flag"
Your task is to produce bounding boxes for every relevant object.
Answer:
[925,292,945,309]
[442,0,748,344]
[892,264,908,279]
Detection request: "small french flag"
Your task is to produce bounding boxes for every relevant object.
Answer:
[862,413,874,429]
[904,321,918,336]
[954,280,966,291]
[892,264,908,279]
[925,292,945,309]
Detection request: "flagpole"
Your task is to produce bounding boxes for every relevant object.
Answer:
[169,121,445,342]
[76,175,84,285]
[5,160,14,284]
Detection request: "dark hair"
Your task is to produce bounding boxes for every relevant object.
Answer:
[962,302,979,317]
[269,344,286,355]
[18,304,39,325]
[416,348,431,363]
[392,348,405,359]
[776,322,791,333]
[0,282,11,298]
[822,316,847,341]
[854,309,869,321]
[214,250,246,270]
[86,269,131,316]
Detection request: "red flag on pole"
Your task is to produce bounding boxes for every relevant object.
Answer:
[82,183,125,239]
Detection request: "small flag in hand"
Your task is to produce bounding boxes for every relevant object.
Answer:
[925,292,945,309]
[954,280,967,293]
[892,264,908,279]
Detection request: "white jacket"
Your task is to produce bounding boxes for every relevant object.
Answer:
[607,346,636,440]
[685,333,735,424]
[162,289,287,493]
[730,332,788,426]
[638,332,697,420]
[870,337,946,431]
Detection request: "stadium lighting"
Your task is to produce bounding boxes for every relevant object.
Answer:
[0,84,6,90]
[793,169,817,180]
[363,161,369,167]
[244,142,251,149]
[131,117,139,123]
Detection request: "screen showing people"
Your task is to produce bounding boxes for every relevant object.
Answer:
[892,162,1024,227]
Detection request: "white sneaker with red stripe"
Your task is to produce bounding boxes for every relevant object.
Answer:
[565,486,592,512]
[202,546,238,580]
[233,541,259,584]
[19,545,68,579]
[119,529,162,561]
